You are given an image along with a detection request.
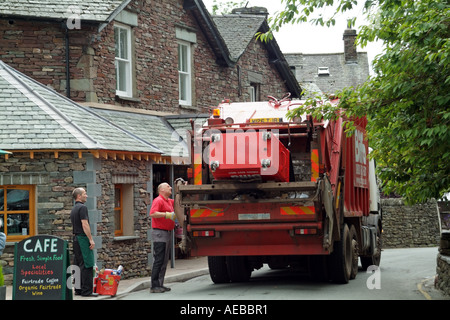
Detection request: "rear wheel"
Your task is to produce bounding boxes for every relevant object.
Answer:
[208,256,230,284]
[329,223,352,284]
[226,256,252,282]
[349,225,359,279]
[361,225,382,270]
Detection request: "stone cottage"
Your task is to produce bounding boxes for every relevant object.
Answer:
[0,0,301,283]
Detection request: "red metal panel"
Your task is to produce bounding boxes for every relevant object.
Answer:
[209,130,290,182]
[343,118,370,216]
[189,226,327,256]
[189,202,318,225]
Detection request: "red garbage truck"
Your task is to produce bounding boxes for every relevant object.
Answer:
[175,95,381,284]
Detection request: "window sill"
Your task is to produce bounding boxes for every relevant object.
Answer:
[116,95,141,103]
[113,235,140,241]
[179,104,197,112]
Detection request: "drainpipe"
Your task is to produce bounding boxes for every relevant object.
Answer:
[65,25,71,98]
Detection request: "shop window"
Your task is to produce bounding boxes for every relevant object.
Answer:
[0,185,35,241]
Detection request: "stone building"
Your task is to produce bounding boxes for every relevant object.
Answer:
[0,0,300,111]
[285,28,370,96]
[0,0,301,284]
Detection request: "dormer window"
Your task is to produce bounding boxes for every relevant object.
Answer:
[318,67,330,76]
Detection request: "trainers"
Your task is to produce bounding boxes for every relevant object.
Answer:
[150,287,165,293]
[162,286,171,292]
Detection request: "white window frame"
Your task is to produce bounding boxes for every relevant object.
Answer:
[114,23,133,98]
[178,40,192,106]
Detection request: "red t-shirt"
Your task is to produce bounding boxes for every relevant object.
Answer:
[150,195,175,230]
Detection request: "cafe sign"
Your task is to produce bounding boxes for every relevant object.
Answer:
[13,235,72,300]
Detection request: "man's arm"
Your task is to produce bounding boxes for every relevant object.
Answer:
[81,219,95,250]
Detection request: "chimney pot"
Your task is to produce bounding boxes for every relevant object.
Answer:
[343,28,357,63]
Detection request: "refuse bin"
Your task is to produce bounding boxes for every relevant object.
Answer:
[94,269,121,296]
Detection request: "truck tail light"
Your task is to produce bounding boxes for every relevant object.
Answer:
[193,230,216,237]
[294,228,317,235]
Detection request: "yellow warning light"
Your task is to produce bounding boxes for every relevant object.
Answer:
[212,108,220,118]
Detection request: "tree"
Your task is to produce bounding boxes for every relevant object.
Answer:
[211,0,247,15]
[260,0,450,204]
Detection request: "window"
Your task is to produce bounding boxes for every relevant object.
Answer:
[249,83,260,102]
[318,67,330,76]
[113,183,134,238]
[178,41,191,106]
[0,185,35,241]
[114,185,123,236]
[115,24,132,97]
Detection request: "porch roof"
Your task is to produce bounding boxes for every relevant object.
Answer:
[0,60,175,160]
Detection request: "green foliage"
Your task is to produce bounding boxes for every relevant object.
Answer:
[271,0,450,203]
[0,264,4,287]
[211,0,247,15]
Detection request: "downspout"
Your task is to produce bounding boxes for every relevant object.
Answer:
[65,25,71,99]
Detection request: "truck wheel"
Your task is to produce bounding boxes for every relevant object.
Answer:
[349,225,359,279]
[361,225,382,270]
[226,256,251,282]
[329,223,352,284]
[208,256,230,284]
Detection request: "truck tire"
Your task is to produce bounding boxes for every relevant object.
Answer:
[361,225,382,270]
[226,256,251,282]
[349,225,359,279]
[208,256,230,284]
[329,223,352,284]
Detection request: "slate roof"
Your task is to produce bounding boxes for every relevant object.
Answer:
[0,60,163,154]
[0,0,129,22]
[91,108,189,159]
[212,15,266,61]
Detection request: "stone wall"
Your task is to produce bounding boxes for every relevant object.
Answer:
[381,198,441,248]
[381,198,450,296]
[437,250,450,296]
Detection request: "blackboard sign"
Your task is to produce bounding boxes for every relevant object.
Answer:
[13,235,72,300]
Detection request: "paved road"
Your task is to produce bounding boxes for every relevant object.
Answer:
[118,247,448,301]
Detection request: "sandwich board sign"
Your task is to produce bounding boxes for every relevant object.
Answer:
[13,235,73,300]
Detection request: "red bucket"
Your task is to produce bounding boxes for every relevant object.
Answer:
[94,269,121,296]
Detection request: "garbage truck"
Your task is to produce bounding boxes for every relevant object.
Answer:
[174,95,381,284]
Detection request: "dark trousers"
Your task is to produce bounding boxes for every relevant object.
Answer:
[73,236,94,296]
[151,229,172,288]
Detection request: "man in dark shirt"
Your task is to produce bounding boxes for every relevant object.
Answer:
[70,187,96,296]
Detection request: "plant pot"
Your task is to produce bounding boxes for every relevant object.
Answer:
[0,286,6,300]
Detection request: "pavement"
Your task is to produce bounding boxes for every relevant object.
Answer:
[5,256,209,300]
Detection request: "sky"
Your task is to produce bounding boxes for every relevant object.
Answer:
[202,0,384,73]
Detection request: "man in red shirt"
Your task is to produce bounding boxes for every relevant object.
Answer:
[149,182,176,293]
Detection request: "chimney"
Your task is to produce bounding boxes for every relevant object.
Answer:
[343,25,357,63]
[231,7,269,18]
